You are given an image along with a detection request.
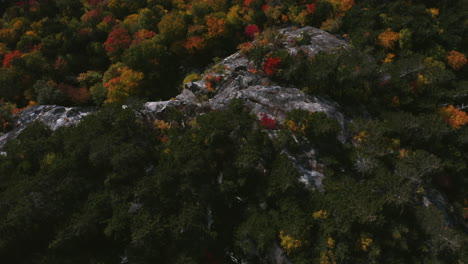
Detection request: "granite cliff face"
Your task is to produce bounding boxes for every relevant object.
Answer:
[145,26,348,136]
[0,105,95,150]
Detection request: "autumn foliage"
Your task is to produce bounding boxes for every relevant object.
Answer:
[279,230,302,255]
[378,28,400,49]
[3,50,22,67]
[244,0,254,7]
[131,29,156,47]
[328,0,354,12]
[446,51,467,70]
[439,105,468,129]
[306,3,316,14]
[206,17,227,38]
[244,24,260,39]
[204,74,221,92]
[259,113,276,129]
[184,36,206,52]
[104,67,144,103]
[82,8,103,22]
[103,27,131,55]
[0,0,467,263]
[263,57,281,76]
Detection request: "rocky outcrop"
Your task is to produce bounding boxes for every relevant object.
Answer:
[0,105,95,149]
[144,26,348,137]
[279,26,348,55]
[141,27,348,192]
[1,26,348,192]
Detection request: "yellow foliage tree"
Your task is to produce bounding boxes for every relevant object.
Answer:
[0,28,15,43]
[158,12,186,41]
[360,234,373,252]
[320,251,337,264]
[279,230,302,255]
[264,6,284,25]
[321,18,341,32]
[288,7,308,26]
[181,72,201,89]
[426,8,439,17]
[122,14,140,33]
[378,28,399,49]
[312,210,328,219]
[104,67,144,104]
[327,237,335,249]
[226,5,243,26]
[383,53,395,63]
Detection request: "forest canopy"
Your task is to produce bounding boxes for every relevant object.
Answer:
[0,0,467,263]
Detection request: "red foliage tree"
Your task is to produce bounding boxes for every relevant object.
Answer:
[102,15,115,24]
[103,27,131,55]
[263,57,281,76]
[82,8,103,23]
[244,24,260,39]
[306,3,316,14]
[3,50,22,68]
[260,113,276,129]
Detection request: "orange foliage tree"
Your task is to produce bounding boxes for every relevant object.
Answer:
[439,105,468,129]
[446,51,467,70]
[378,28,400,49]
[0,28,15,44]
[184,36,206,53]
[206,16,227,38]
